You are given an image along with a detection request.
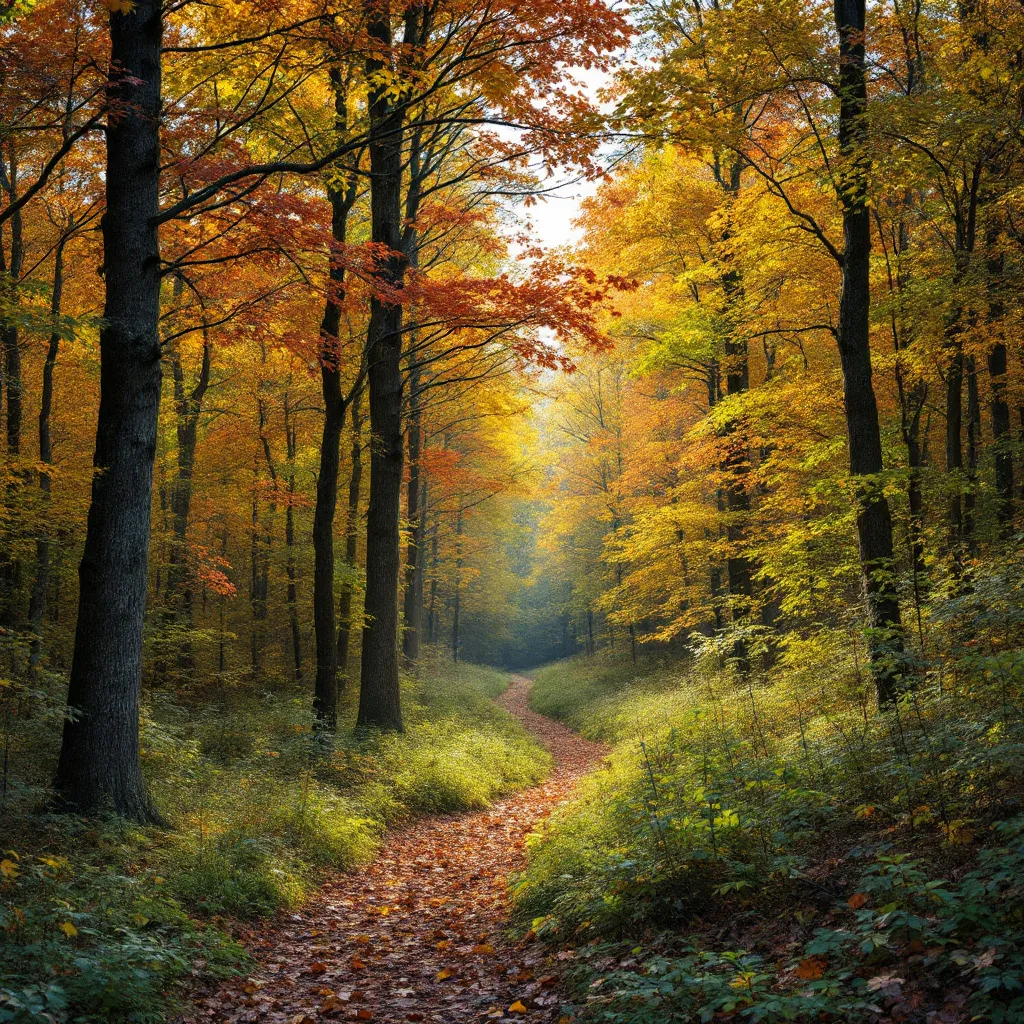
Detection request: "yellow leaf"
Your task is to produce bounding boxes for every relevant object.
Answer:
[508,1001,528,1014]
[107,0,135,12]
[0,859,19,879]
[60,921,78,938]
[472,943,496,955]
[436,967,452,981]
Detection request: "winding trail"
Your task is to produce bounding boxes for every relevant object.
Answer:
[187,675,606,1024]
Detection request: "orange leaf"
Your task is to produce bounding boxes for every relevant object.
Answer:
[795,957,826,980]
[356,1011,373,1021]
[847,892,869,910]
[508,1001,528,1014]
[351,957,367,970]
[473,943,496,955]
[436,967,452,981]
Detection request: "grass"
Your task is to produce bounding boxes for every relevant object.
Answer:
[0,653,549,1023]
[513,613,1024,1022]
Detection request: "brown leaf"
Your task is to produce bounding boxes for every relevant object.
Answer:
[795,957,826,980]
[847,892,869,910]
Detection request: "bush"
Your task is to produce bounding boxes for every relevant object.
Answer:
[514,633,1024,1021]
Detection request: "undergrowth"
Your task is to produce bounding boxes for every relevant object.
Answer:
[0,655,547,1023]
[514,569,1024,1022]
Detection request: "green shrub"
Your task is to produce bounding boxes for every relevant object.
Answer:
[0,841,245,1024]
[515,637,1024,1022]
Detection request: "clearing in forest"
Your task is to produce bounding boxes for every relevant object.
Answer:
[186,676,604,1024]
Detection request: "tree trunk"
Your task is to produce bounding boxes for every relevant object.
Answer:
[401,365,423,669]
[28,237,65,677]
[0,145,24,629]
[165,303,210,675]
[357,1,406,732]
[719,158,753,672]
[53,0,163,821]
[337,388,363,677]
[834,0,905,706]
[250,396,275,677]
[964,354,980,553]
[451,508,463,664]
[986,229,1013,534]
[426,511,439,644]
[945,344,964,552]
[312,63,356,729]
[284,393,302,680]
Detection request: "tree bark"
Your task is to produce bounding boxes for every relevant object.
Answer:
[718,157,753,672]
[964,353,980,552]
[357,0,406,732]
[0,145,24,627]
[28,236,65,677]
[165,300,210,674]
[450,507,463,664]
[312,62,357,730]
[834,0,905,705]
[401,365,423,668]
[284,392,302,680]
[337,387,363,677]
[986,228,1013,533]
[53,0,163,821]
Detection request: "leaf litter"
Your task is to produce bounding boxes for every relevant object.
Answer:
[184,676,606,1024]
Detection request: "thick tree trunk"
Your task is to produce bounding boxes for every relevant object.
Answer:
[357,2,406,732]
[834,0,904,706]
[337,388,363,677]
[53,0,163,821]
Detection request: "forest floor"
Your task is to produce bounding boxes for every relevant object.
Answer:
[184,675,606,1024]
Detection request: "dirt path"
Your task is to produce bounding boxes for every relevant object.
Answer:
[187,675,606,1024]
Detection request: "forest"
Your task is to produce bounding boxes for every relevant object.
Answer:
[3,0,1024,1021]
